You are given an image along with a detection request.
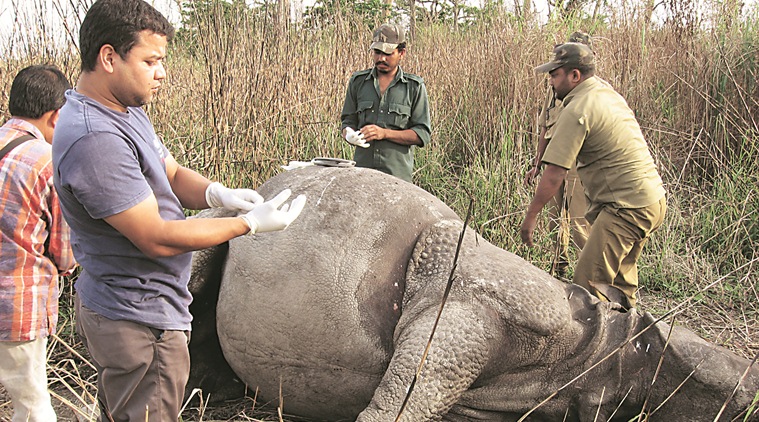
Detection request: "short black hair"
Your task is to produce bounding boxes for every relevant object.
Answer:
[8,65,71,119]
[567,62,596,76]
[397,42,407,52]
[79,0,175,72]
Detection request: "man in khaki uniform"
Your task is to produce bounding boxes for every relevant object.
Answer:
[520,42,666,309]
[525,31,594,278]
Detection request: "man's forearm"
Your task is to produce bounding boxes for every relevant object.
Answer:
[384,128,422,145]
[361,125,421,146]
[528,164,567,216]
[171,166,213,210]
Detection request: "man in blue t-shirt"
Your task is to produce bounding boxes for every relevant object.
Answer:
[52,1,306,420]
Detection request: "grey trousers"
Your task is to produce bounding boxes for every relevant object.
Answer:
[75,296,190,422]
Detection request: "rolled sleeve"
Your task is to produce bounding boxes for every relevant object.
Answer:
[340,75,360,131]
[408,83,431,146]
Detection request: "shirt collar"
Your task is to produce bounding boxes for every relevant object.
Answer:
[3,117,45,141]
[366,66,407,83]
[563,75,600,106]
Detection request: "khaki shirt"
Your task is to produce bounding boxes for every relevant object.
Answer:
[340,67,431,183]
[542,76,665,222]
[542,78,613,140]
[538,87,561,137]
[538,87,553,129]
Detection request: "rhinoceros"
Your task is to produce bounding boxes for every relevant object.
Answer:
[187,166,759,422]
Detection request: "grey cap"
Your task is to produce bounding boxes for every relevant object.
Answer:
[534,42,595,74]
[370,24,405,54]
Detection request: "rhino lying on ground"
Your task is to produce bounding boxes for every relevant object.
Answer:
[187,166,758,421]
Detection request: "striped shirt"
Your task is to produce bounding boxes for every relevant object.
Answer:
[0,118,76,342]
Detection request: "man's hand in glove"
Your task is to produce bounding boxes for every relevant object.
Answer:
[344,127,369,148]
[205,182,264,212]
[239,189,307,233]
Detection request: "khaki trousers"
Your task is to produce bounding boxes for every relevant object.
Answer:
[572,197,667,308]
[547,166,590,276]
[0,337,57,422]
[75,297,190,422]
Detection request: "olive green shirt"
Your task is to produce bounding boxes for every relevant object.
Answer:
[340,67,431,183]
[542,76,666,222]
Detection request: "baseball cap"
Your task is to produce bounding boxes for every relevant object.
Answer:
[370,24,405,54]
[534,42,595,74]
[567,31,593,50]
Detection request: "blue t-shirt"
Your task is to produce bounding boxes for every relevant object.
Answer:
[52,90,192,331]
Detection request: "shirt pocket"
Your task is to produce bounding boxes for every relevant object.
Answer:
[357,101,375,126]
[388,103,411,128]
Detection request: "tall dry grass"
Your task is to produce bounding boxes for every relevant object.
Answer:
[0,0,757,420]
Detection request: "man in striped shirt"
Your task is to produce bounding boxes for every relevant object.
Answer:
[0,65,76,422]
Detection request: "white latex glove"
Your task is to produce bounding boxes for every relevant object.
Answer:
[344,127,369,148]
[239,189,307,234]
[205,182,264,212]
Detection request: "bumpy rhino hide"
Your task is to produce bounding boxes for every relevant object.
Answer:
[188,166,759,422]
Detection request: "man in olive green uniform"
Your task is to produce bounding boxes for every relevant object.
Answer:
[340,23,432,183]
[521,42,666,309]
[525,31,594,278]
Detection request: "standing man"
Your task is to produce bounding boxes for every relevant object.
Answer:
[520,43,666,309]
[340,23,432,183]
[525,31,594,278]
[52,1,305,421]
[0,65,76,422]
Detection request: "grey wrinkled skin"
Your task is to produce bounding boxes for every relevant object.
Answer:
[188,167,759,422]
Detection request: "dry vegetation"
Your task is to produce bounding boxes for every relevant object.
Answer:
[0,0,758,420]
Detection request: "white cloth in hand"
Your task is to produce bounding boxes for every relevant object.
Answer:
[205,182,264,212]
[344,127,369,148]
[281,160,314,171]
[239,189,307,233]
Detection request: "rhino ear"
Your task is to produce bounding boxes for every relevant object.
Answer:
[588,281,633,312]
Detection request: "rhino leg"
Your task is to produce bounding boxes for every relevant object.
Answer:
[357,303,494,421]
